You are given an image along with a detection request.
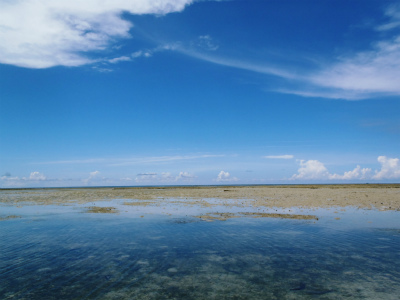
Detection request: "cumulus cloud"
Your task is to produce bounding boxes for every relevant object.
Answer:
[329,165,372,180]
[216,171,238,182]
[0,171,47,181]
[29,171,47,181]
[291,156,400,181]
[373,156,400,179]
[291,160,329,180]
[176,171,196,181]
[264,155,294,159]
[83,170,101,184]
[0,171,48,186]
[0,0,193,68]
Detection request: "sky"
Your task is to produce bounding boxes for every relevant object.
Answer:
[0,0,400,188]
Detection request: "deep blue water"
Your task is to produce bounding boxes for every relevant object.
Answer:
[0,207,399,299]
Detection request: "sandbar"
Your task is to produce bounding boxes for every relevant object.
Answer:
[1,185,399,220]
[1,184,399,209]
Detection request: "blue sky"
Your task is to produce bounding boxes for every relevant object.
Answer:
[1,0,399,187]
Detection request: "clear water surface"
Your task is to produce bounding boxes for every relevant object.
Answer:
[0,201,399,300]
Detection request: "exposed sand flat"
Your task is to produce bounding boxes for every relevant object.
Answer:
[0,215,21,221]
[0,184,399,211]
[86,206,118,214]
[196,212,319,221]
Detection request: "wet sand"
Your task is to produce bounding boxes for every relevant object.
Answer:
[86,206,119,214]
[195,212,319,221]
[1,184,399,221]
[0,184,399,211]
[0,215,21,221]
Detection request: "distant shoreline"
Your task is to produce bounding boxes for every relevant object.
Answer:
[1,183,399,191]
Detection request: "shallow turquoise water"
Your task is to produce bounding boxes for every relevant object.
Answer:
[0,205,399,299]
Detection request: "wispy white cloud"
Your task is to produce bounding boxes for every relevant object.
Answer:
[291,156,400,180]
[0,0,194,68]
[215,170,238,182]
[375,3,400,31]
[174,32,399,100]
[135,172,158,183]
[131,50,153,58]
[108,56,132,64]
[134,171,196,183]
[273,88,371,101]
[1,175,22,182]
[108,154,224,166]
[200,34,400,100]
[82,170,101,185]
[161,172,175,182]
[281,4,400,100]
[192,35,219,51]
[35,158,107,165]
[307,37,400,99]
[175,6,400,100]
[120,177,134,181]
[105,44,180,65]
[135,35,300,80]
[36,154,224,166]
[180,47,299,80]
[137,172,158,176]
[176,171,196,181]
[125,43,179,61]
[264,155,294,159]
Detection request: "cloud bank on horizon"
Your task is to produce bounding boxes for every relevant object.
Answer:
[2,156,399,188]
[291,156,400,181]
[1,0,400,99]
